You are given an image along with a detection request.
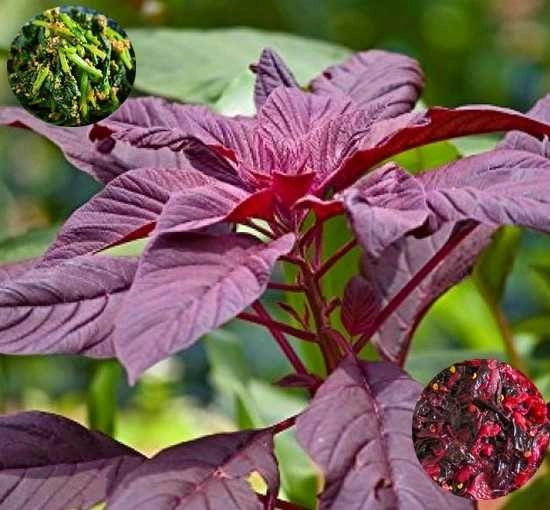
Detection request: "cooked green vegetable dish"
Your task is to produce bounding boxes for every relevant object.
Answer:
[7,6,136,126]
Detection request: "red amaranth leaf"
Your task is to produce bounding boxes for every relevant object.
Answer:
[413,359,550,500]
[108,428,279,510]
[311,49,424,117]
[296,357,474,510]
[0,411,144,510]
[325,104,550,192]
[115,232,295,382]
[0,260,36,282]
[0,255,136,358]
[39,167,214,267]
[341,276,380,336]
[251,48,299,110]
[0,105,189,184]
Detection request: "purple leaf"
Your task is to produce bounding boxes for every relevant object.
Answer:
[115,232,295,382]
[311,50,424,117]
[251,48,299,110]
[0,411,144,510]
[257,86,352,144]
[0,260,36,283]
[325,104,550,192]
[499,94,550,154]
[98,97,254,171]
[157,180,252,234]
[342,163,429,257]
[419,149,550,232]
[341,276,380,336]
[39,167,214,267]
[0,106,189,184]
[109,428,279,510]
[296,357,474,510]
[361,224,493,364]
[0,255,136,357]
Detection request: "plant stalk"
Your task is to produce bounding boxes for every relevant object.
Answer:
[238,312,316,342]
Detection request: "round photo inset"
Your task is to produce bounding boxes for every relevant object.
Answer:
[7,5,136,127]
[412,359,549,500]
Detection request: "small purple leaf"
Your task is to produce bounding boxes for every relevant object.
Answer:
[296,357,474,510]
[115,232,295,382]
[311,50,424,117]
[0,411,144,510]
[0,105,189,184]
[361,224,494,363]
[40,167,214,267]
[251,48,299,110]
[343,163,429,257]
[341,276,380,336]
[0,255,136,357]
[109,428,279,510]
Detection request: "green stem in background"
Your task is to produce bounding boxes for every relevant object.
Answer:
[0,356,7,413]
[87,359,121,436]
[476,282,529,375]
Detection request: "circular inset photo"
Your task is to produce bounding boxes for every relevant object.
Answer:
[7,5,136,126]
[412,359,549,500]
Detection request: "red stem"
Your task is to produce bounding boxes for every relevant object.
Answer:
[272,414,297,434]
[251,302,309,375]
[268,282,305,292]
[238,312,317,342]
[257,494,312,510]
[354,224,477,354]
[315,238,357,281]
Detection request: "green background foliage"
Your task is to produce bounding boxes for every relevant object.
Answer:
[1,1,549,508]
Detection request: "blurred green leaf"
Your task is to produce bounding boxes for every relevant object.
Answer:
[101,237,148,257]
[128,27,349,104]
[213,70,256,116]
[451,135,498,156]
[87,359,121,436]
[0,226,58,263]
[513,315,550,336]
[474,226,522,303]
[503,476,550,510]
[205,329,316,507]
[393,141,460,174]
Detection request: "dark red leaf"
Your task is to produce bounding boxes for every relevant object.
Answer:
[109,428,279,510]
[324,104,550,192]
[251,48,299,110]
[341,276,380,336]
[40,167,214,267]
[115,232,295,382]
[0,255,136,358]
[0,411,144,510]
[311,50,424,117]
[0,105,190,184]
[295,357,474,510]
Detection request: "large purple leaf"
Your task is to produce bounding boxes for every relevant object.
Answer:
[251,48,299,111]
[499,94,550,154]
[0,411,144,510]
[296,357,474,510]
[361,224,494,364]
[342,163,429,257]
[0,255,136,357]
[0,260,35,283]
[0,105,189,184]
[324,104,550,192]
[419,149,550,232]
[311,50,424,118]
[115,232,295,382]
[109,428,278,510]
[40,167,213,267]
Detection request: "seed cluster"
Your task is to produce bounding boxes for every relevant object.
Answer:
[7,6,135,126]
[412,359,549,500]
